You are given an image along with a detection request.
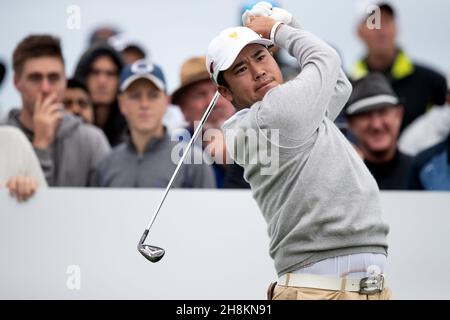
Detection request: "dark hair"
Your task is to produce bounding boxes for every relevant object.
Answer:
[217,71,229,88]
[122,45,146,58]
[73,43,124,81]
[379,3,396,18]
[364,3,396,22]
[13,35,64,76]
[67,77,89,94]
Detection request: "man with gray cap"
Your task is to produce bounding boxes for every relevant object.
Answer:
[92,59,216,189]
[207,2,391,300]
[345,73,414,190]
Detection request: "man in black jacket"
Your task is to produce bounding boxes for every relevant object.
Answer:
[346,73,414,190]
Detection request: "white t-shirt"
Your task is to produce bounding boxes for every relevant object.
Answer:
[0,125,47,187]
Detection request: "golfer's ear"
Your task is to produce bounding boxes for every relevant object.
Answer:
[218,85,233,103]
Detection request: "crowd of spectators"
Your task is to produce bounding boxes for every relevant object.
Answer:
[1,1,449,203]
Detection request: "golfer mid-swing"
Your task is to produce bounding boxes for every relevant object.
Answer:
[206,3,391,300]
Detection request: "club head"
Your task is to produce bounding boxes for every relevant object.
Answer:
[138,244,165,263]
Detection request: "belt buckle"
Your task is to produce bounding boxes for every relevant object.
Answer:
[359,274,384,295]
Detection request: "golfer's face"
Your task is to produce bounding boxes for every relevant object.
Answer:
[222,44,283,108]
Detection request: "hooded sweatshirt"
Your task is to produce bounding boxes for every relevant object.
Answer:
[6,109,111,187]
[73,43,127,147]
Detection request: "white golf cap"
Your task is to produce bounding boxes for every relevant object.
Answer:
[206,26,273,84]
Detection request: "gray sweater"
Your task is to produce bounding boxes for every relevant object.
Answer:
[92,132,216,189]
[222,23,389,277]
[6,109,111,187]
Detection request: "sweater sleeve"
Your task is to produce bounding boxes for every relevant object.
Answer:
[287,19,353,123]
[0,126,48,187]
[256,24,343,146]
[326,70,353,122]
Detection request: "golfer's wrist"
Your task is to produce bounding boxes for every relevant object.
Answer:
[270,21,284,42]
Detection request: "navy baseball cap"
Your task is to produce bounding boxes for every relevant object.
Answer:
[119,59,166,92]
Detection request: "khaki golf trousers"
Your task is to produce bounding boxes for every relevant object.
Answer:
[268,282,393,300]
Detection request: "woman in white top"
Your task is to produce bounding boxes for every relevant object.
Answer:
[0,125,47,202]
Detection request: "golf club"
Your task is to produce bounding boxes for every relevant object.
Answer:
[137,91,221,263]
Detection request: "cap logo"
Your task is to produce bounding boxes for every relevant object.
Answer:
[131,60,154,74]
[228,32,239,40]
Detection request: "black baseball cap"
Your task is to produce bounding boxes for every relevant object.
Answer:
[345,73,400,116]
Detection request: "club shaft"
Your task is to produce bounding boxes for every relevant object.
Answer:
[143,91,221,236]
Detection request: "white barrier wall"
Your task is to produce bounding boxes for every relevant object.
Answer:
[1,189,449,300]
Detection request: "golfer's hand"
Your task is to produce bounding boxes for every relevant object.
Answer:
[242,1,293,26]
[270,7,293,25]
[6,176,38,203]
[242,1,272,25]
[245,16,278,40]
[32,92,63,149]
